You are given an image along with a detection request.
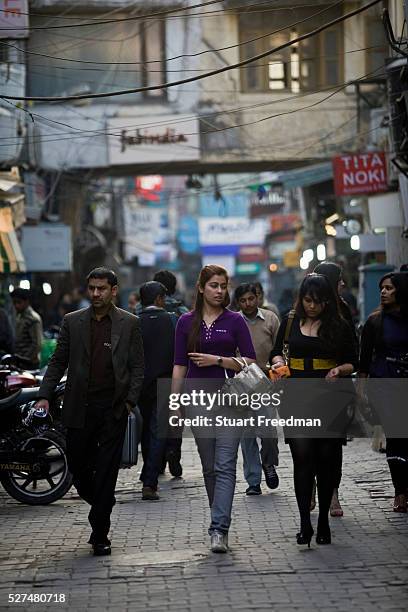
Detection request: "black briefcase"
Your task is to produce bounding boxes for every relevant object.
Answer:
[121,407,142,468]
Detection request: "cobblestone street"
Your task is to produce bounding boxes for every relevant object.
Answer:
[1,437,407,611]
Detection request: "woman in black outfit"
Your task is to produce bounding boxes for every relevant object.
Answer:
[313,261,359,517]
[359,272,408,512]
[270,274,358,547]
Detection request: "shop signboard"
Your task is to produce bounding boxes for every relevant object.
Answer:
[20,224,72,271]
[238,246,265,263]
[122,204,159,264]
[199,218,266,248]
[0,0,29,38]
[235,262,262,275]
[332,152,388,196]
[108,115,200,165]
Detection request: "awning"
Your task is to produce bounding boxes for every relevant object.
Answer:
[277,163,334,190]
[247,163,334,192]
[0,169,23,192]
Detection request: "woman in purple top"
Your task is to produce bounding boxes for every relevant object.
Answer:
[172,265,256,553]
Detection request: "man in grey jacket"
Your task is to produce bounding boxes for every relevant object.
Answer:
[36,268,144,556]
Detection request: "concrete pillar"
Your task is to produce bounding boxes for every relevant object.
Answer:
[385,227,408,268]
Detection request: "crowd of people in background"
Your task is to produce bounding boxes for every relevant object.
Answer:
[1,261,407,556]
[128,264,408,553]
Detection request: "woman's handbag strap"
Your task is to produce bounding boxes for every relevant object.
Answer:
[224,356,248,379]
[284,310,296,343]
[282,310,296,366]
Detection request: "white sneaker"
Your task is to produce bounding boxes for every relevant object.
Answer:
[210,531,228,553]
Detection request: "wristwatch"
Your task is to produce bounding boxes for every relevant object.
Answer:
[217,356,223,366]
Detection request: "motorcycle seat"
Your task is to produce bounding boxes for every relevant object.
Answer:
[0,388,41,413]
[19,387,40,402]
[0,389,22,411]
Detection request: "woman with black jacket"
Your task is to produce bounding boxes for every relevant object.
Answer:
[313,261,358,517]
[270,274,358,547]
[359,272,408,513]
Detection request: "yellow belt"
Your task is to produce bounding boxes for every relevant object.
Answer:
[289,358,337,371]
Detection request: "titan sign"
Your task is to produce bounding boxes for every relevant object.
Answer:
[332,152,388,196]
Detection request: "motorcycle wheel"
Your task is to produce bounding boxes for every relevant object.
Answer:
[0,430,73,505]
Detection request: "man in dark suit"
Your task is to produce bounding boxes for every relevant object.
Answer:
[138,281,175,501]
[36,267,144,556]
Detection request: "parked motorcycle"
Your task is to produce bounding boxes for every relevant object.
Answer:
[0,354,39,399]
[0,354,65,432]
[0,387,72,505]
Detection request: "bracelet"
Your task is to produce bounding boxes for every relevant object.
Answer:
[272,360,285,367]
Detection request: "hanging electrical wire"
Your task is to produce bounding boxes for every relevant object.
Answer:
[0,0,383,103]
[19,1,343,66]
[0,66,385,148]
[0,0,224,30]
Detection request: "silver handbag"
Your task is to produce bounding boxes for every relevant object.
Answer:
[221,357,273,410]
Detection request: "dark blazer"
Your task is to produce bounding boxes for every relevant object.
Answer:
[139,307,175,390]
[39,305,144,428]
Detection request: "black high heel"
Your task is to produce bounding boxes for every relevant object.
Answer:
[296,525,314,548]
[316,525,331,545]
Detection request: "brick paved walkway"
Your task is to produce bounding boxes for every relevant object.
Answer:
[0,438,407,611]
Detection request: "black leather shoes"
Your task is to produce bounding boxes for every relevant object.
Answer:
[92,542,111,556]
[88,533,111,546]
[167,452,182,478]
[262,464,279,490]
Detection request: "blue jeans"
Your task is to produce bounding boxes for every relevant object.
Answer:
[139,389,168,489]
[192,414,242,535]
[241,436,279,487]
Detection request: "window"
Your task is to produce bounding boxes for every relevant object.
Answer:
[27,14,166,102]
[366,15,388,74]
[239,5,343,93]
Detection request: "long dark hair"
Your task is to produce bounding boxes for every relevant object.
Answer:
[187,265,230,352]
[295,273,344,349]
[378,272,408,317]
[367,272,408,346]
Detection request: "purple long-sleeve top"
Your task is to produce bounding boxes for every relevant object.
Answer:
[174,309,256,379]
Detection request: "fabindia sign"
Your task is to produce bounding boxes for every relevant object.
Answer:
[332,152,388,196]
[108,115,200,165]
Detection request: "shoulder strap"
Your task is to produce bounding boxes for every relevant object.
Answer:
[284,310,296,343]
[282,310,295,366]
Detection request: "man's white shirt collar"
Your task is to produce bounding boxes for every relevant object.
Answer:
[240,308,265,323]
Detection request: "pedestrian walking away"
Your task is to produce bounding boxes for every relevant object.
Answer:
[154,269,188,477]
[313,261,359,517]
[138,281,176,501]
[153,270,189,319]
[171,265,256,554]
[270,273,357,548]
[35,267,144,556]
[235,283,280,496]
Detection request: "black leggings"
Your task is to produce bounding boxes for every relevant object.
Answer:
[289,438,343,530]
